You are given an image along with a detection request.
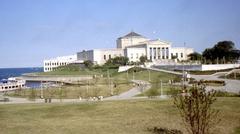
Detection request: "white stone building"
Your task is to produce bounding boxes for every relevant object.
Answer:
[77,32,194,64]
[43,54,77,72]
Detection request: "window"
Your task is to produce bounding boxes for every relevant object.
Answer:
[104,55,106,60]
[136,53,139,59]
[181,53,183,58]
[109,54,111,59]
[176,53,178,58]
[131,54,133,59]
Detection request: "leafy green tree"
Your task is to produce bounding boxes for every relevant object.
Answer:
[83,60,93,68]
[140,55,148,64]
[202,41,240,63]
[105,56,129,66]
[188,52,202,61]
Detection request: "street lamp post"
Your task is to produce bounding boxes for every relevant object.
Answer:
[148,68,151,82]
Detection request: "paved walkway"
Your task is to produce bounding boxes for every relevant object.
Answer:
[141,67,182,75]
[104,80,151,100]
[191,72,240,93]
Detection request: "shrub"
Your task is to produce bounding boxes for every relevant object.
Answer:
[173,85,220,134]
[148,127,183,134]
[189,80,225,86]
[83,60,93,68]
[147,88,159,98]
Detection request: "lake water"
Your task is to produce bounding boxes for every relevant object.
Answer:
[0,67,43,88]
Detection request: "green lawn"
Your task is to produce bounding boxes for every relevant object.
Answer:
[11,67,180,99]
[7,77,133,99]
[36,65,119,76]
[114,68,181,83]
[0,98,240,134]
[136,84,182,97]
[36,66,180,84]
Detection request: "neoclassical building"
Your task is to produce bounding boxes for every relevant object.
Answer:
[77,32,194,64]
[43,32,194,72]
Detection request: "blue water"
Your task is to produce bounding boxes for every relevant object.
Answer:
[0,67,43,88]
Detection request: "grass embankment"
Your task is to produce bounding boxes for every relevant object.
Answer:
[136,84,182,97]
[0,98,240,134]
[38,65,180,83]
[36,65,118,76]
[8,77,133,99]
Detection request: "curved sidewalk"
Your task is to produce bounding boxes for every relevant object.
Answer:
[104,80,151,100]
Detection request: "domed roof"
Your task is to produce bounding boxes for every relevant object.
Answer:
[123,32,142,37]
[119,31,145,39]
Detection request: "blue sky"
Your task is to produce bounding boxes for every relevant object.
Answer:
[0,0,239,68]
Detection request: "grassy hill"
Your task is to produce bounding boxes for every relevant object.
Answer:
[0,98,240,134]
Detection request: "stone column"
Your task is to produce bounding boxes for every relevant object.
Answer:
[160,47,162,59]
[164,47,167,59]
[147,47,150,60]
[155,47,158,59]
[151,47,154,60]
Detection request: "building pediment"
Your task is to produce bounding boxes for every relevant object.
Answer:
[140,39,171,46]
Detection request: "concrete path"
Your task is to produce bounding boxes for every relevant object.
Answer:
[145,67,240,94]
[141,67,182,75]
[191,73,240,93]
[104,80,151,100]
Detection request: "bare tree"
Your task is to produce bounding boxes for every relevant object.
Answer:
[173,84,220,134]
